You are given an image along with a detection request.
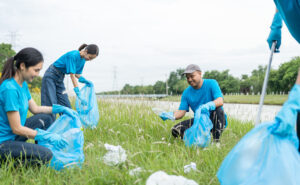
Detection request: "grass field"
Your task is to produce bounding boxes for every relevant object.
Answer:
[161,95,288,105]
[0,97,254,185]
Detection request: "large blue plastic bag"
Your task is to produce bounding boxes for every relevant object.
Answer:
[183,108,213,148]
[39,114,85,171]
[217,85,300,185]
[75,84,99,129]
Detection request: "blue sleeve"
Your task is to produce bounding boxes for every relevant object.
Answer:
[3,89,19,112]
[65,53,77,74]
[211,80,223,100]
[179,90,189,111]
[274,0,300,43]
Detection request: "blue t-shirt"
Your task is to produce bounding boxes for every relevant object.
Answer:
[275,0,300,43]
[0,78,31,144]
[179,79,223,112]
[53,50,86,74]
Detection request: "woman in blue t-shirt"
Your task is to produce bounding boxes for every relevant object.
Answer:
[41,44,99,120]
[0,47,75,165]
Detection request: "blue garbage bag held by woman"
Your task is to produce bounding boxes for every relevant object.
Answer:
[38,111,84,171]
[75,82,99,129]
[217,81,300,185]
[183,107,213,148]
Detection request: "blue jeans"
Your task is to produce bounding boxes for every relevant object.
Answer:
[0,114,54,165]
[41,64,71,120]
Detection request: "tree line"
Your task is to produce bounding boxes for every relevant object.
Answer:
[100,56,300,95]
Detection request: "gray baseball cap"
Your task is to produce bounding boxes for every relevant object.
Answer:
[182,64,201,75]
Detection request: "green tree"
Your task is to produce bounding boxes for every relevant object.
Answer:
[269,57,300,93]
[153,81,166,94]
[167,68,185,95]
[240,74,252,94]
[204,70,240,94]
[249,65,266,94]
[121,84,133,94]
[0,43,16,71]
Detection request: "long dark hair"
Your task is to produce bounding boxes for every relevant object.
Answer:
[0,47,43,85]
[78,44,99,56]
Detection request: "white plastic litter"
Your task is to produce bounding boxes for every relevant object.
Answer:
[146,171,198,185]
[129,167,143,176]
[103,144,127,166]
[184,162,197,173]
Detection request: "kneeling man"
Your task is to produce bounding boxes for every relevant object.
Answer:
[160,64,227,142]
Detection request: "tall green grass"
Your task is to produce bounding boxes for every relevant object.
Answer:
[1,98,254,185]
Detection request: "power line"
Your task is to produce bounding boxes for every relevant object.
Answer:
[6,31,21,49]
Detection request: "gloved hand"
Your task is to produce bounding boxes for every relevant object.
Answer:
[78,76,93,87]
[199,101,216,113]
[159,112,175,121]
[267,12,283,53]
[35,128,68,149]
[74,87,88,106]
[52,104,77,118]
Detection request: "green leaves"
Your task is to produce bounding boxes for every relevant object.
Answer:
[0,43,16,71]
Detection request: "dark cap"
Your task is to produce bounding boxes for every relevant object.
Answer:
[182,64,201,75]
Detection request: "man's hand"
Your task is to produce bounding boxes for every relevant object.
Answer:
[159,112,175,121]
[199,101,216,113]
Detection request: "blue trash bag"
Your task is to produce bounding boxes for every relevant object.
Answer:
[217,85,300,185]
[75,84,99,129]
[39,114,85,171]
[183,108,213,148]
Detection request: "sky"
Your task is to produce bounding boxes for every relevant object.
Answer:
[0,0,300,93]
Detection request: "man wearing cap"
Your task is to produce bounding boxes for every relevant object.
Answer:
[160,64,226,142]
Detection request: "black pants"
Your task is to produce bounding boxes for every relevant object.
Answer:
[171,107,226,141]
[297,112,300,152]
[0,114,54,166]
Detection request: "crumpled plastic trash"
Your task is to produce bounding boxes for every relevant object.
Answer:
[129,167,144,176]
[184,162,197,173]
[103,144,127,166]
[146,171,198,185]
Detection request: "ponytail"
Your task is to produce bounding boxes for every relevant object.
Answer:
[0,57,16,85]
[78,44,88,51]
[78,43,99,56]
[0,47,43,85]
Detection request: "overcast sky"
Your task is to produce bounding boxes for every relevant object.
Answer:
[1,0,300,93]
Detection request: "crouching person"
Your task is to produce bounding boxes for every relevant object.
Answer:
[160,64,227,142]
[0,48,74,165]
